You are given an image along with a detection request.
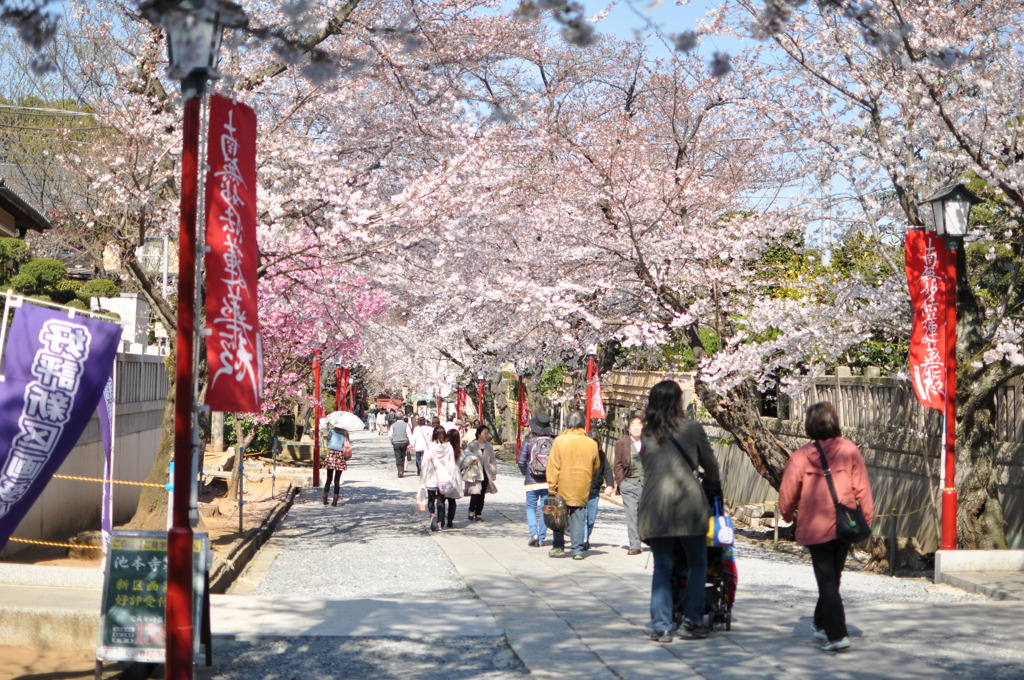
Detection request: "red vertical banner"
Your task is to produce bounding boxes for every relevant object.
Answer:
[517,377,530,427]
[339,369,350,412]
[205,94,262,413]
[905,230,952,411]
[335,366,342,411]
[456,387,466,417]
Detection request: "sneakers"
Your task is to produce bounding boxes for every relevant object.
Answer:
[681,619,710,640]
[572,554,585,561]
[548,547,565,557]
[429,515,438,532]
[627,548,642,556]
[475,514,484,522]
[821,637,851,652]
[528,536,540,547]
[650,630,672,643]
[813,629,828,642]
[582,542,591,551]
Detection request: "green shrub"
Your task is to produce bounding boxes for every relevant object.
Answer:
[11,258,67,294]
[79,278,120,299]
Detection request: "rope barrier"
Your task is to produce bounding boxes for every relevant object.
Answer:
[52,474,165,488]
[873,499,936,519]
[8,537,103,550]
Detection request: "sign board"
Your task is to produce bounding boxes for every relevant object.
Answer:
[96,529,209,663]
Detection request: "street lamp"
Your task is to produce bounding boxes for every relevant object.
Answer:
[921,182,981,551]
[141,2,226,678]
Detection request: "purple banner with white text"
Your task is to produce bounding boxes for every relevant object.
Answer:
[0,303,121,550]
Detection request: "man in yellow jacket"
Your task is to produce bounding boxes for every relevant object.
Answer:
[546,410,600,560]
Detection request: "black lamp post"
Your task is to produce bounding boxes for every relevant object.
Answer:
[920,182,981,551]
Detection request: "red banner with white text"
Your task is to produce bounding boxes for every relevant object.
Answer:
[517,379,530,427]
[588,376,607,420]
[904,230,954,411]
[205,94,262,412]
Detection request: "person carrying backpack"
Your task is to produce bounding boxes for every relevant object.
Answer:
[517,413,554,548]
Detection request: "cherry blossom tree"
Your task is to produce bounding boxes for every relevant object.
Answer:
[703,0,1024,548]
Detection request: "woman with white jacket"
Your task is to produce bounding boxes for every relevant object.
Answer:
[419,426,463,531]
[461,425,497,522]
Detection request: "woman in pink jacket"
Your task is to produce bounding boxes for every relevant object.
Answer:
[779,401,874,653]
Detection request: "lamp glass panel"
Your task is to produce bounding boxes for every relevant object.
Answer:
[930,200,945,234]
[943,199,970,237]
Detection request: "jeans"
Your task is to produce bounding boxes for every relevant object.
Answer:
[567,505,586,556]
[525,488,549,541]
[619,480,642,550]
[324,468,342,494]
[392,444,408,473]
[584,493,599,544]
[808,540,851,641]
[415,450,424,476]
[648,535,706,632]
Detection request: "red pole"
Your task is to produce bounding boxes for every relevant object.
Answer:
[585,356,596,433]
[437,390,442,420]
[335,366,342,412]
[166,93,200,680]
[477,378,485,425]
[313,350,321,489]
[941,241,959,550]
[515,376,524,454]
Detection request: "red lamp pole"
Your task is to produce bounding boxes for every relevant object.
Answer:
[941,241,959,550]
[313,350,321,489]
[477,377,485,426]
[166,91,201,680]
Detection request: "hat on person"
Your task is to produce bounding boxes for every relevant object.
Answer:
[529,413,554,435]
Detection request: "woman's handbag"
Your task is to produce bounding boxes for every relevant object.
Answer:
[814,442,872,544]
[542,494,569,531]
[415,486,428,512]
[707,497,735,547]
[342,439,353,461]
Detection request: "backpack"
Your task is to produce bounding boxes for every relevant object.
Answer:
[528,437,553,477]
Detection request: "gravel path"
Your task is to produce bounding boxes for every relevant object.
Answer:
[197,430,1019,680]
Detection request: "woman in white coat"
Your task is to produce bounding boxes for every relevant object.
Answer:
[461,425,498,522]
[419,426,463,531]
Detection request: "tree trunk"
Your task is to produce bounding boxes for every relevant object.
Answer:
[123,379,175,529]
[955,358,1018,549]
[693,377,791,489]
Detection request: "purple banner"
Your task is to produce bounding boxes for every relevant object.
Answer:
[98,375,115,551]
[0,303,121,550]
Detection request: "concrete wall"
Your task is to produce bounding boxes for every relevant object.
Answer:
[1,354,168,558]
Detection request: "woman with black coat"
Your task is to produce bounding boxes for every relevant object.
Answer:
[638,380,721,643]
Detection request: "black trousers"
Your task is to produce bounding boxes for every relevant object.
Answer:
[325,468,342,494]
[468,470,489,515]
[393,444,407,472]
[808,540,851,641]
[428,489,456,524]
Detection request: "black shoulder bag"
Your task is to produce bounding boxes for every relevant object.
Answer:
[814,442,871,544]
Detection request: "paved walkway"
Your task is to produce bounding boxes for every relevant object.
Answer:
[203,430,1024,680]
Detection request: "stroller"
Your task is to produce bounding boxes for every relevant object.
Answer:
[671,539,738,631]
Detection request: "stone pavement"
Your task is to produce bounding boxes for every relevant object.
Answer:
[205,430,1024,680]
[3,428,1024,679]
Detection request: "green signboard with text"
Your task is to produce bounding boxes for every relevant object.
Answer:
[96,530,208,663]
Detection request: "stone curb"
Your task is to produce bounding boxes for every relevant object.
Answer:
[208,484,298,594]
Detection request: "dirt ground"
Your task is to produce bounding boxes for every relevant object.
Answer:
[0,465,288,680]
